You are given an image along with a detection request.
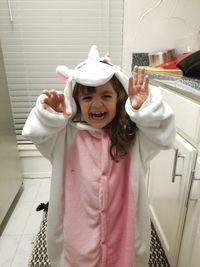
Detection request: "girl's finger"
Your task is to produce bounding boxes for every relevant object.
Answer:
[41,95,50,105]
[128,76,134,96]
[61,101,71,116]
[64,108,71,116]
[55,91,70,115]
[50,90,57,99]
[142,75,149,91]
[128,76,139,96]
[132,65,139,86]
[138,68,145,85]
[42,89,51,98]
[56,91,65,102]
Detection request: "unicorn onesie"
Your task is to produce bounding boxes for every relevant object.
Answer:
[22,46,175,267]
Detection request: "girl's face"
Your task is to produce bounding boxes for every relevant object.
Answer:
[78,81,117,129]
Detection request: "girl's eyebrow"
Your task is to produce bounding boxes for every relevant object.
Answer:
[79,91,94,97]
[100,90,115,95]
[79,89,115,97]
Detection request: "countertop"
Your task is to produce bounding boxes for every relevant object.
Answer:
[147,71,200,102]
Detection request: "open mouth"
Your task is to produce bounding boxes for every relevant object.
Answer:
[90,111,106,120]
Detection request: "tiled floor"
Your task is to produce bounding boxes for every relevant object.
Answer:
[0,178,51,267]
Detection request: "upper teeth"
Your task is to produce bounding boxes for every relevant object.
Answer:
[91,112,105,117]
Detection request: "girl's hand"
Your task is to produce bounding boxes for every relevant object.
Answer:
[128,66,149,110]
[41,90,71,115]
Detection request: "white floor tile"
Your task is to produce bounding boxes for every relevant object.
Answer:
[23,202,43,236]
[0,178,51,266]
[2,202,33,236]
[0,235,21,267]
[35,179,51,203]
[11,235,34,267]
[19,179,41,202]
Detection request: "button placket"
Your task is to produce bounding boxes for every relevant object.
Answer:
[100,172,108,263]
[99,133,109,265]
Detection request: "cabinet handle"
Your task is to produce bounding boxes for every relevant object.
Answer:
[171,148,184,183]
[185,170,200,208]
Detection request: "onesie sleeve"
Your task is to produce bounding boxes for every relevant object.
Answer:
[22,94,69,160]
[125,85,175,162]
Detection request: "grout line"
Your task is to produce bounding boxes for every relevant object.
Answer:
[10,234,24,266]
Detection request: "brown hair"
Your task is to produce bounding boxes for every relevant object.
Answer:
[72,75,137,162]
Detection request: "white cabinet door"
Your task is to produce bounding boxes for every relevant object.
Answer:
[160,87,200,143]
[178,157,200,267]
[148,133,197,267]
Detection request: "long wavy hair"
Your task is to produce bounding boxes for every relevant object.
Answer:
[72,74,138,162]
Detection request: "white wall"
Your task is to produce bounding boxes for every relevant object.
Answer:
[18,144,52,179]
[122,0,200,75]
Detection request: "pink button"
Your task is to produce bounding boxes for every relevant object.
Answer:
[102,172,106,176]
[101,209,106,214]
[103,132,107,138]
[101,240,106,245]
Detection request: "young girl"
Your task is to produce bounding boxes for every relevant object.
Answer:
[22,45,175,267]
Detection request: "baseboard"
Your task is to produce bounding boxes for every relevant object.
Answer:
[22,172,52,179]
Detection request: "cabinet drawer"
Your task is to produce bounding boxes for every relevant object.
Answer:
[160,87,200,143]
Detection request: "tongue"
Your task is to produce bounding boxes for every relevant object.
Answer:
[91,112,105,119]
[94,113,103,117]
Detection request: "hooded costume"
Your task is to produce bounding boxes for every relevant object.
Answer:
[22,45,175,267]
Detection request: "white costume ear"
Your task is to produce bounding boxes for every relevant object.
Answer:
[87,45,100,61]
[56,65,70,83]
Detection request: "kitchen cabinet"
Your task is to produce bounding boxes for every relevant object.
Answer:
[148,83,200,267]
[148,133,197,267]
[177,157,200,267]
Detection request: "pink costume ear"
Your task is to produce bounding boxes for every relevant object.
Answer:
[56,65,70,83]
[101,55,111,63]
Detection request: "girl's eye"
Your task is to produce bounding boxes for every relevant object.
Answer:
[81,96,93,101]
[103,94,112,99]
